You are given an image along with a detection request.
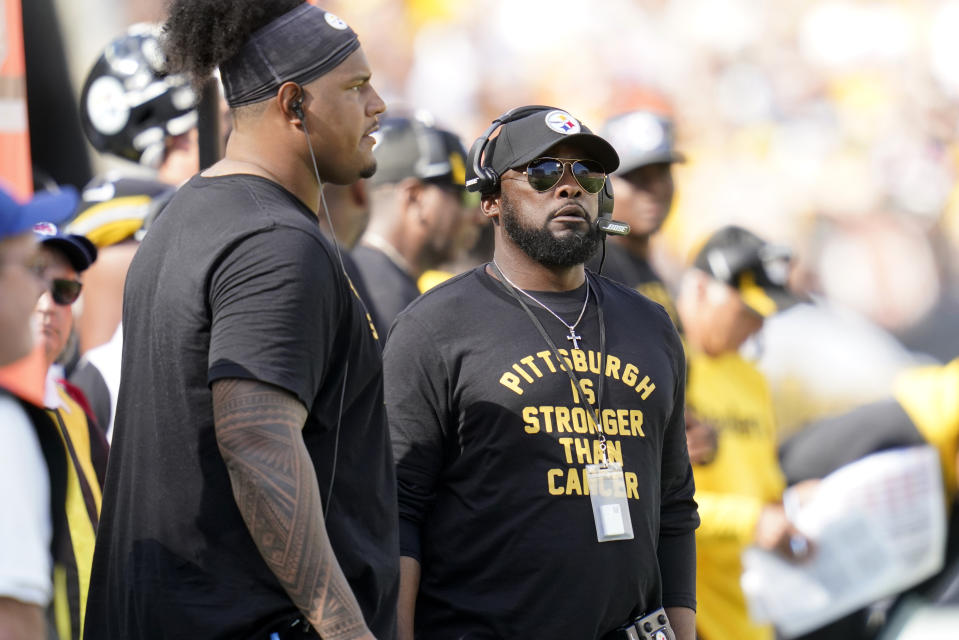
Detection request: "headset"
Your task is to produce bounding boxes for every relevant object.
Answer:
[291,97,305,121]
[290,88,356,518]
[466,105,626,236]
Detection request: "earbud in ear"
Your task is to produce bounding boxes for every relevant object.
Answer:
[291,98,305,120]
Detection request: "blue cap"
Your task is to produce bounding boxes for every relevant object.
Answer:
[0,185,78,240]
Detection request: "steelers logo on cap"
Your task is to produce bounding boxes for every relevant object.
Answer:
[544,110,581,135]
[625,112,666,153]
[325,12,349,30]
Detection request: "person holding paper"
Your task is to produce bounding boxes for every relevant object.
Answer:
[675,225,814,640]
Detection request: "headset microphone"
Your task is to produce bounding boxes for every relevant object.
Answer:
[596,218,630,236]
[595,176,629,236]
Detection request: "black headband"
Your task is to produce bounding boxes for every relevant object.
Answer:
[220,4,361,108]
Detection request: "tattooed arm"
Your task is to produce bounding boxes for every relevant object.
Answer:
[212,378,375,640]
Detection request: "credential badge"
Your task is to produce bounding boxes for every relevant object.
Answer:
[545,110,581,135]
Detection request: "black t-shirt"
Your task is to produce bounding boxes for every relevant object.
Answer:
[352,245,421,336]
[84,174,399,639]
[591,242,681,330]
[384,266,699,640]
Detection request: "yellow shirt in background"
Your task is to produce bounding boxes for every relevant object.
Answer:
[686,350,785,640]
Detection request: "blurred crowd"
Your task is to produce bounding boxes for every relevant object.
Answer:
[58,0,959,421]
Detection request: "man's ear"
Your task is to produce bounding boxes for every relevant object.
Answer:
[481,194,501,225]
[277,81,304,123]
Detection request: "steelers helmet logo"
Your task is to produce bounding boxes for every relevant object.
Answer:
[544,110,581,135]
[325,12,349,30]
[86,75,130,136]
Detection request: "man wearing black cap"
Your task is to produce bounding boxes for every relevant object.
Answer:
[85,2,395,639]
[675,225,813,640]
[30,225,110,640]
[592,109,685,327]
[384,106,698,639]
[353,115,471,334]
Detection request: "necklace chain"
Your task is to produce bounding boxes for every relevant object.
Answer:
[492,261,590,347]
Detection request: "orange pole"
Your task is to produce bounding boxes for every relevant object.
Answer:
[0,0,33,199]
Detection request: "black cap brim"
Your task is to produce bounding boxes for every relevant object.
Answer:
[40,235,98,272]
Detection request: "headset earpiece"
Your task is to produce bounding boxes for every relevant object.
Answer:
[598,177,614,220]
[467,136,500,196]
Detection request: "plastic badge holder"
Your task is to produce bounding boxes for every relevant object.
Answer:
[586,462,634,542]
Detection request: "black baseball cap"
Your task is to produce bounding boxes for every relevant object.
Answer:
[368,116,467,189]
[602,110,685,175]
[33,223,98,272]
[473,108,620,183]
[693,225,802,317]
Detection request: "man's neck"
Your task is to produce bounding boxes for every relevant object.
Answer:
[207,133,321,216]
[490,247,586,292]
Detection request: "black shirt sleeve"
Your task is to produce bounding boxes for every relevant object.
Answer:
[207,226,340,408]
[657,333,699,609]
[382,312,450,561]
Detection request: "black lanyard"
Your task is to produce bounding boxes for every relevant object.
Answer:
[489,262,610,465]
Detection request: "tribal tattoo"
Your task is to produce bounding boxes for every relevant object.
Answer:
[212,378,370,640]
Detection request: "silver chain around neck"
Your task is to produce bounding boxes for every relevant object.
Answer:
[492,261,591,349]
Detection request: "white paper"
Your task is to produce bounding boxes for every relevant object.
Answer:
[741,445,947,638]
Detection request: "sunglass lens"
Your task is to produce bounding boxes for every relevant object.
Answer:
[51,279,82,305]
[572,160,606,193]
[526,159,564,191]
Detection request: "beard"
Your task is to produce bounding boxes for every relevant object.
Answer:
[500,194,602,267]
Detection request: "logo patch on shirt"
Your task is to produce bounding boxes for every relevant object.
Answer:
[324,12,349,30]
[544,110,581,135]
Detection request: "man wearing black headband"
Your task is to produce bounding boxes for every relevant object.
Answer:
[384,107,698,639]
[85,3,395,640]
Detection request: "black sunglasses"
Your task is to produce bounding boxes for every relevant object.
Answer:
[522,157,607,194]
[51,278,82,306]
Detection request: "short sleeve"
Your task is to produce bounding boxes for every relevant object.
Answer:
[208,227,339,408]
[0,397,52,606]
[382,313,451,560]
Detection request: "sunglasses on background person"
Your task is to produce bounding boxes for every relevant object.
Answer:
[51,278,82,305]
[510,157,608,194]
